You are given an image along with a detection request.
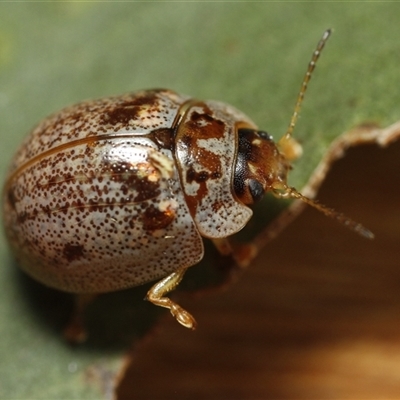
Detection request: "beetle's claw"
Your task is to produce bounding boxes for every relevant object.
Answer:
[170,303,197,330]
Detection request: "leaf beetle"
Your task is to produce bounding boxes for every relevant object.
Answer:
[2,29,373,338]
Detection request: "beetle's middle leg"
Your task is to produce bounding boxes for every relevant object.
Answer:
[146,267,196,329]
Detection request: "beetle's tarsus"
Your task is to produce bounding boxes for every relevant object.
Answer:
[146,267,196,329]
[170,303,197,330]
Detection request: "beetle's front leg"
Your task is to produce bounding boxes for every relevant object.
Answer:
[146,267,197,329]
[212,238,259,268]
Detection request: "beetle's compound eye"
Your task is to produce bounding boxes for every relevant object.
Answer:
[258,130,274,141]
[248,179,264,202]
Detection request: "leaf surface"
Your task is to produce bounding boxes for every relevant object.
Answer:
[0,3,399,399]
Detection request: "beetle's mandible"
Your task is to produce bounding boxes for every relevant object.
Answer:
[2,30,373,339]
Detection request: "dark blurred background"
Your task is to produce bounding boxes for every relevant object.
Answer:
[119,141,400,400]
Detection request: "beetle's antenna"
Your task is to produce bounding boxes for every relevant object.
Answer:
[278,29,332,160]
[273,30,373,239]
[271,182,374,239]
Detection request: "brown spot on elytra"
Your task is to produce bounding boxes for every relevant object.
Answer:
[142,205,175,231]
[16,211,28,224]
[101,104,141,125]
[7,189,17,209]
[63,243,84,262]
[100,91,162,126]
[106,160,161,203]
[133,178,161,203]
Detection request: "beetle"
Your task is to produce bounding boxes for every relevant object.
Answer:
[2,29,372,338]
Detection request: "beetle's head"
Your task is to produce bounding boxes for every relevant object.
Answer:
[233,125,373,239]
[233,127,291,205]
[231,28,373,239]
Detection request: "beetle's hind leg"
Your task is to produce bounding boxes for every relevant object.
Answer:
[146,267,197,329]
[63,293,97,344]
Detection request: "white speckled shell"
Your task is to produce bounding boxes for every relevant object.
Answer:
[175,100,255,238]
[2,89,256,294]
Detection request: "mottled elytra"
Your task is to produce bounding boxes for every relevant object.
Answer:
[2,29,373,340]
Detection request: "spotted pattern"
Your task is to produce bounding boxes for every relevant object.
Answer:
[2,89,258,294]
[175,100,255,238]
[3,90,203,293]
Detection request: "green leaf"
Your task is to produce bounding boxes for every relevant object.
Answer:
[0,3,399,399]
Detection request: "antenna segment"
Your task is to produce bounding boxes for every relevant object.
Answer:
[273,29,374,240]
[278,29,332,152]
